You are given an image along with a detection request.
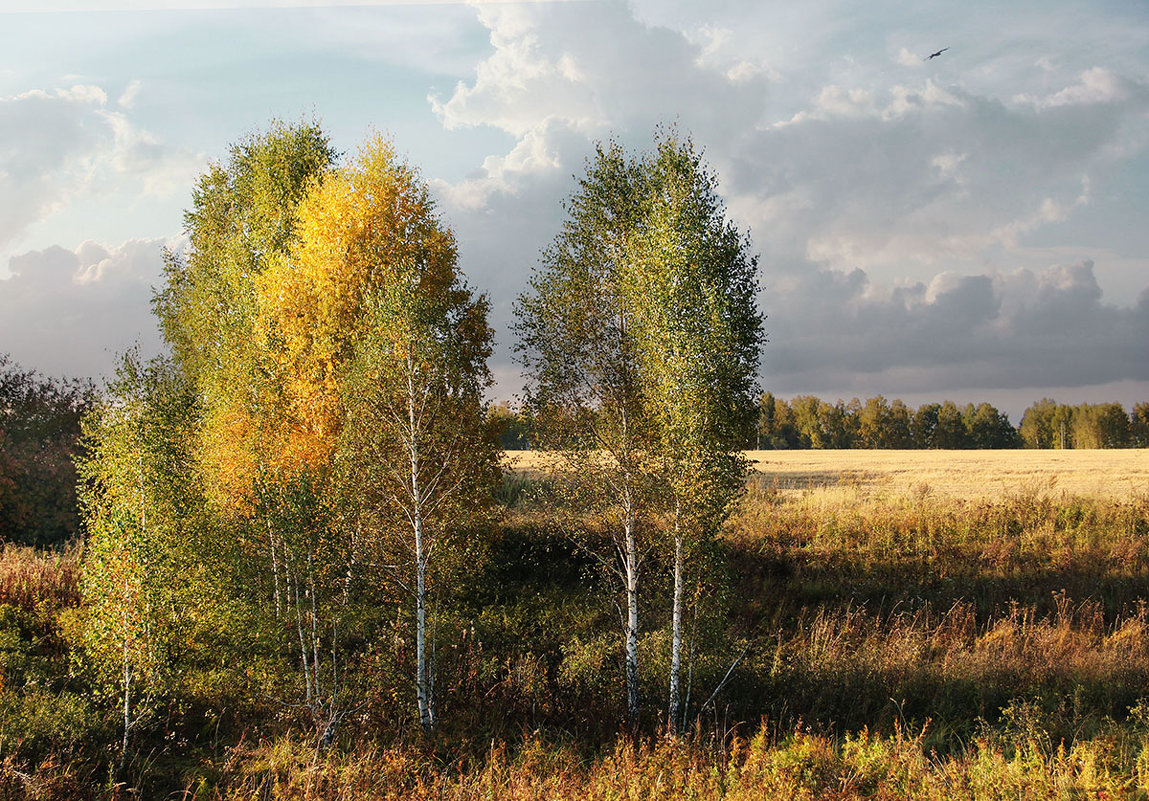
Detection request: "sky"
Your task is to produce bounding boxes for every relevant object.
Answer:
[1,0,1147,421]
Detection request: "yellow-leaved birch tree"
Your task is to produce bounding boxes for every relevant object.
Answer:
[257,134,497,735]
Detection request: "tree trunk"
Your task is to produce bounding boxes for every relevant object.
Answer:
[415,517,432,734]
[269,517,281,618]
[667,503,684,734]
[622,484,640,726]
[410,365,434,735]
[120,596,131,772]
[293,566,312,702]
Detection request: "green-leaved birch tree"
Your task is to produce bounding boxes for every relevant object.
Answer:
[515,142,657,725]
[78,354,204,770]
[517,133,762,729]
[621,134,762,733]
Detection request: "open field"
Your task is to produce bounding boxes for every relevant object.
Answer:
[505,448,1149,500]
[3,452,1146,796]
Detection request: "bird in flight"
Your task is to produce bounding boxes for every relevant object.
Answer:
[925,47,949,61]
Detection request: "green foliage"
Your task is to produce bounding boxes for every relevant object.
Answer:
[963,401,1021,448]
[616,130,762,729]
[76,353,209,764]
[754,393,1149,450]
[154,120,336,394]
[622,131,761,522]
[1134,402,1149,447]
[516,130,764,727]
[514,138,651,458]
[785,395,857,449]
[0,687,97,759]
[1021,399,1139,448]
[0,355,96,547]
[855,396,913,448]
[515,138,659,724]
[489,402,533,450]
[756,393,802,449]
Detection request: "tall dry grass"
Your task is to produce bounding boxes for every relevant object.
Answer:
[732,478,1149,555]
[735,596,1149,739]
[190,724,1149,800]
[0,543,80,613]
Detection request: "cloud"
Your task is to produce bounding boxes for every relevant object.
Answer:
[429,0,775,360]
[0,238,173,380]
[421,2,1149,407]
[764,260,1149,395]
[3,0,563,9]
[116,80,143,109]
[0,86,108,250]
[728,71,1148,272]
[431,118,585,211]
[1016,67,1134,109]
[431,0,770,157]
[896,48,922,68]
[0,84,201,252]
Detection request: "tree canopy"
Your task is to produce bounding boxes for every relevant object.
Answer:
[81,124,498,747]
[516,130,763,726]
[0,355,95,547]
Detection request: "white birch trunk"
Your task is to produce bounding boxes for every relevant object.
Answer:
[292,564,313,702]
[667,502,684,734]
[622,483,640,725]
[120,593,131,770]
[309,555,321,698]
[415,516,432,734]
[269,517,281,618]
[409,362,434,735]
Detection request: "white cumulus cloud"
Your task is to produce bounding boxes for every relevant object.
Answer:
[0,83,201,253]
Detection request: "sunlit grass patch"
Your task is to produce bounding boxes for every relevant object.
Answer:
[0,544,80,614]
[742,449,1149,501]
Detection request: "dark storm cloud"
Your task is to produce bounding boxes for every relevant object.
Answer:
[767,260,1148,395]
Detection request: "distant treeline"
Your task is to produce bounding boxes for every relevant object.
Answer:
[755,394,1149,450]
[492,395,1149,451]
[0,355,95,547]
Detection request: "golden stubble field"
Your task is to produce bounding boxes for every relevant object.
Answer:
[504,449,1149,500]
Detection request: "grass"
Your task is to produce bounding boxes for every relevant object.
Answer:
[743,449,1149,501]
[188,725,1149,799]
[0,543,80,614]
[4,451,1149,797]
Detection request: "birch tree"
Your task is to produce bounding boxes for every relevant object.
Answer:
[153,119,336,612]
[152,121,354,736]
[78,354,203,769]
[514,142,655,725]
[620,134,762,733]
[518,133,762,729]
[257,135,497,735]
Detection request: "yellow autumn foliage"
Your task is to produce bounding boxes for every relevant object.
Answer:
[253,134,456,474]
